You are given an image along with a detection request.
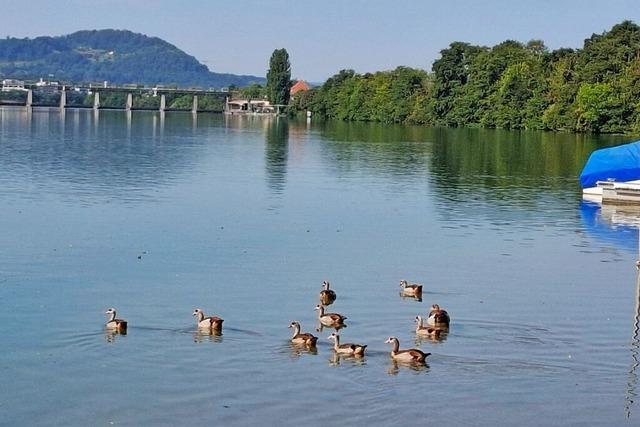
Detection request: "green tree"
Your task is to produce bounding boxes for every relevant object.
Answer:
[266,48,292,106]
[575,82,616,131]
[291,20,640,134]
[241,83,265,101]
[542,50,579,130]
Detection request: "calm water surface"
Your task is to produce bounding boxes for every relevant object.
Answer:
[0,108,638,426]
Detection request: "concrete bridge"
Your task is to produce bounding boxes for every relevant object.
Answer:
[17,83,230,113]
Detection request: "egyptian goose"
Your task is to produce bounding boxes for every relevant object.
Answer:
[105,308,127,333]
[399,280,423,296]
[315,304,347,327]
[288,321,318,346]
[328,332,366,356]
[385,337,430,363]
[319,280,337,305]
[193,308,224,332]
[415,315,441,338]
[427,304,450,327]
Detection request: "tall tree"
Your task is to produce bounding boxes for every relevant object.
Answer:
[266,48,292,106]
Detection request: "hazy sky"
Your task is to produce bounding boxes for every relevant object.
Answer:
[3,0,639,81]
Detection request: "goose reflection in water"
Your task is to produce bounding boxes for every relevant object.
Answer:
[415,330,448,345]
[193,329,223,344]
[386,359,429,376]
[315,322,347,333]
[328,352,366,367]
[398,292,422,302]
[104,329,126,343]
[288,342,319,358]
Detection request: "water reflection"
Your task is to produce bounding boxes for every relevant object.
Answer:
[1,111,639,425]
[627,272,640,418]
[264,118,289,194]
[287,342,318,358]
[104,329,126,343]
[415,329,448,345]
[328,352,366,367]
[193,329,223,344]
[580,203,640,418]
[386,359,429,376]
[0,108,216,204]
[315,322,347,333]
[399,293,422,302]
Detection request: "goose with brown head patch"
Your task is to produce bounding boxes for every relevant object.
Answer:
[319,280,337,305]
[399,280,423,296]
[415,315,442,338]
[315,304,347,327]
[193,308,224,332]
[427,304,450,327]
[288,321,318,347]
[105,308,127,333]
[385,337,430,363]
[328,332,367,356]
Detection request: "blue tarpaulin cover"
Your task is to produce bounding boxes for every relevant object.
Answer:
[579,141,640,188]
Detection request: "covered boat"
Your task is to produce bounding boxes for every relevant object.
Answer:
[580,140,640,203]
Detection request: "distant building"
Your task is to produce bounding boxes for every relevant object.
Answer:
[290,80,310,97]
[225,98,274,114]
[2,79,26,92]
[35,78,60,93]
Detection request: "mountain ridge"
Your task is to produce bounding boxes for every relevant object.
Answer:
[0,29,264,87]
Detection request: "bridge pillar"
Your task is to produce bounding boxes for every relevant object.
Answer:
[192,95,198,114]
[160,94,166,112]
[126,93,133,111]
[59,90,66,110]
[93,92,100,110]
[26,89,33,108]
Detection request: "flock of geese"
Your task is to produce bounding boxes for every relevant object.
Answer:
[105,280,450,365]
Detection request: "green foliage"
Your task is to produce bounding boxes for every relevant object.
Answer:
[299,21,640,134]
[266,49,291,105]
[306,67,429,124]
[0,29,264,87]
[240,83,265,101]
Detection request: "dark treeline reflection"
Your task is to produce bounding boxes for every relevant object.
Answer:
[0,108,628,209]
[303,119,435,178]
[305,119,626,199]
[429,128,625,196]
[294,119,633,226]
[264,118,289,194]
[425,128,626,221]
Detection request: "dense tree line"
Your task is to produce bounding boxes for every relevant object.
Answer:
[295,21,640,133]
[0,29,264,88]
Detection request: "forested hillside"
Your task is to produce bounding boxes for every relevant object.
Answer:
[0,29,263,87]
[294,21,640,133]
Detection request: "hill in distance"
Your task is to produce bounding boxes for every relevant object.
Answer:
[0,29,264,88]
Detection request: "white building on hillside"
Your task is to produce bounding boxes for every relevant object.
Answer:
[2,79,26,92]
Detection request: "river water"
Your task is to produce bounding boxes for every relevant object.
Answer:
[0,108,638,426]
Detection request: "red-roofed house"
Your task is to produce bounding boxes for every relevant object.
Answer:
[290,80,310,97]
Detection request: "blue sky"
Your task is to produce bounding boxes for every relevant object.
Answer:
[3,0,639,81]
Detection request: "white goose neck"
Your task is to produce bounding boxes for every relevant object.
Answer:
[291,324,301,338]
[331,335,341,350]
[391,339,399,353]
